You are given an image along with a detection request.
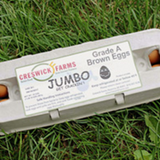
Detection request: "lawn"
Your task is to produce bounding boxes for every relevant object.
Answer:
[0,0,160,159]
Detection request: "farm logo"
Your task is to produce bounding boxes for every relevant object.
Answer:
[19,61,76,82]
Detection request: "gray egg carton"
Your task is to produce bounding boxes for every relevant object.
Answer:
[0,29,160,135]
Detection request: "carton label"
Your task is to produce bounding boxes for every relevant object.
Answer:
[16,41,141,115]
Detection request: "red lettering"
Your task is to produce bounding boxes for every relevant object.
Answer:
[59,65,63,71]
[43,69,47,74]
[47,68,52,73]
[35,71,40,76]
[63,64,67,69]
[23,74,27,79]
[40,70,43,75]
[55,66,58,71]
[31,72,35,77]
[27,73,31,78]
[19,75,23,80]
[67,63,72,68]
[72,62,76,67]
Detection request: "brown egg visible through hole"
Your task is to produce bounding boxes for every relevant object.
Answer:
[0,85,8,98]
[148,50,160,65]
[0,99,8,102]
[152,64,160,67]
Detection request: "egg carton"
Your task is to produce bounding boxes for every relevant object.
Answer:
[0,29,160,135]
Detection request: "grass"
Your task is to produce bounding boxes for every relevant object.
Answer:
[0,0,160,159]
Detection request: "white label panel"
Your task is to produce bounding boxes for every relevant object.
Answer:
[16,41,141,115]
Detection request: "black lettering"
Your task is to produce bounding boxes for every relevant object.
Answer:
[117,53,122,60]
[64,75,74,85]
[48,79,54,89]
[126,51,130,56]
[92,51,98,57]
[112,53,117,59]
[116,46,121,51]
[81,71,90,80]
[73,73,81,82]
[55,77,63,87]
[87,59,92,66]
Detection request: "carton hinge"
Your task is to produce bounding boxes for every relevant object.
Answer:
[49,109,60,120]
[115,93,125,105]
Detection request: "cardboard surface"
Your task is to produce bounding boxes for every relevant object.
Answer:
[0,29,160,134]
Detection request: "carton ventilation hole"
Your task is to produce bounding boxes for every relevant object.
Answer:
[15,90,20,96]
[139,62,145,68]
[0,84,9,103]
[148,49,160,67]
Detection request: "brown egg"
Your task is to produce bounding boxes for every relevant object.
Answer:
[149,50,160,64]
[0,85,8,98]
[0,99,8,102]
[152,64,160,67]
